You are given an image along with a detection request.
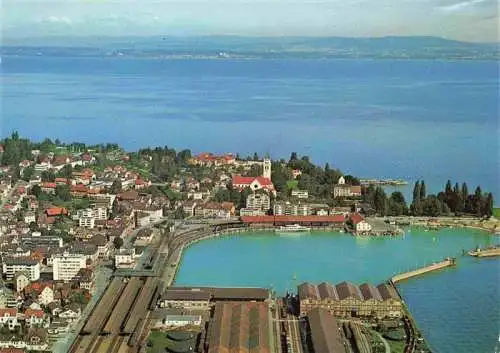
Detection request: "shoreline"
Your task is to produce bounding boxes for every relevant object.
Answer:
[167,222,497,288]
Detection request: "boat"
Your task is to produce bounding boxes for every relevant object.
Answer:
[275,224,311,234]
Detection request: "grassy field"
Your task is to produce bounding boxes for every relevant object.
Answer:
[386,339,405,353]
[493,208,500,218]
[286,180,298,189]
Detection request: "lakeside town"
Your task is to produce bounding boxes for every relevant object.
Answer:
[0,132,498,353]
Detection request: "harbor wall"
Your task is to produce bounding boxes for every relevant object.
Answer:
[470,247,500,257]
[391,258,455,283]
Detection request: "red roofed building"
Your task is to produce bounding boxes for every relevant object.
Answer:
[240,215,345,227]
[0,308,19,329]
[55,178,70,185]
[40,182,57,194]
[349,213,372,234]
[45,207,68,217]
[24,309,45,327]
[191,152,236,167]
[71,184,89,197]
[232,175,275,194]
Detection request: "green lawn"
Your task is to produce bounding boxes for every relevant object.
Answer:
[387,339,405,353]
[286,180,298,189]
[493,208,500,218]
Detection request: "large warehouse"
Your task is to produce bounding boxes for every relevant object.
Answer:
[206,301,271,353]
[298,281,402,318]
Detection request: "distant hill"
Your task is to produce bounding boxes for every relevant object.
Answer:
[2,36,498,60]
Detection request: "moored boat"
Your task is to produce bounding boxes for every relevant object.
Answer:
[275,224,311,234]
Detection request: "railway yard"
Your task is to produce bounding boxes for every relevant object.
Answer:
[69,276,159,353]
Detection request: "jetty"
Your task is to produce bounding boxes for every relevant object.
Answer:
[468,246,500,258]
[391,257,456,283]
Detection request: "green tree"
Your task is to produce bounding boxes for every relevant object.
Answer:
[21,166,35,182]
[31,184,42,197]
[412,180,421,204]
[474,186,482,216]
[420,180,426,200]
[461,182,469,212]
[113,236,124,249]
[57,164,73,179]
[253,152,259,161]
[484,193,494,217]
[41,170,56,182]
[55,184,71,201]
[109,179,122,194]
[289,152,298,162]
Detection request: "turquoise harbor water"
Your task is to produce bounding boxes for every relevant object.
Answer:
[175,228,500,353]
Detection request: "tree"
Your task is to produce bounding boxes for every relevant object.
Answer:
[55,184,71,201]
[412,180,421,204]
[420,180,426,200]
[289,152,298,162]
[484,193,494,217]
[344,175,360,186]
[31,184,42,197]
[57,164,73,179]
[461,182,469,212]
[253,152,259,161]
[21,166,35,182]
[474,186,482,216]
[110,179,122,194]
[113,237,124,249]
[41,170,56,182]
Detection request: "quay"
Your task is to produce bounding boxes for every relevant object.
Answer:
[468,246,500,258]
[391,257,456,283]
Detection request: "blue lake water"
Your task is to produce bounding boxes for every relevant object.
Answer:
[175,228,500,353]
[1,56,498,201]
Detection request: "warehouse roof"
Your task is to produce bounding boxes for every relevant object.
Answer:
[308,307,345,353]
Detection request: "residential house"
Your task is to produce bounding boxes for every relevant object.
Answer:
[333,176,362,198]
[14,273,30,293]
[182,200,197,217]
[0,309,18,330]
[23,309,46,327]
[349,213,372,234]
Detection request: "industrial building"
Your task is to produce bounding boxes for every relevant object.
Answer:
[159,286,270,309]
[307,307,347,353]
[298,281,402,318]
[206,301,271,353]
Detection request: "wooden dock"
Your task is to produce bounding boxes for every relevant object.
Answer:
[391,257,456,283]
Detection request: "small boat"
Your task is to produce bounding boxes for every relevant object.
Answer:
[275,224,311,234]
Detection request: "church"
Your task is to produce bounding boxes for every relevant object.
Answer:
[231,158,276,194]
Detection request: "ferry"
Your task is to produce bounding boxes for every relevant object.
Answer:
[275,224,311,234]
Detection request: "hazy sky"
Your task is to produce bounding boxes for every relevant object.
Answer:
[2,0,499,42]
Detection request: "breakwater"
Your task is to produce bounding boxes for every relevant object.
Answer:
[468,246,500,258]
[391,258,456,283]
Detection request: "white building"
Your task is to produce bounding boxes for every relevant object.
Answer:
[291,189,309,199]
[263,158,272,179]
[246,193,270,211]
[38,286,54,306]
[2,258,40,281]
[24,212,36,224]
[52,253,87,282]
[0,309,19,330]
[77,207,108,229]
[273,202,311,216]
[114,248,136,268]
[163,315,202,327]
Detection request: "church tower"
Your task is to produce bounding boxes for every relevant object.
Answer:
[263,157,272,179]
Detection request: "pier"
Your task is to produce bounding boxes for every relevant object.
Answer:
[391,257,456,283]
[468,246,500,258]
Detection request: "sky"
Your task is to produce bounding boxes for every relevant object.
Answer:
[2,0,499,42]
